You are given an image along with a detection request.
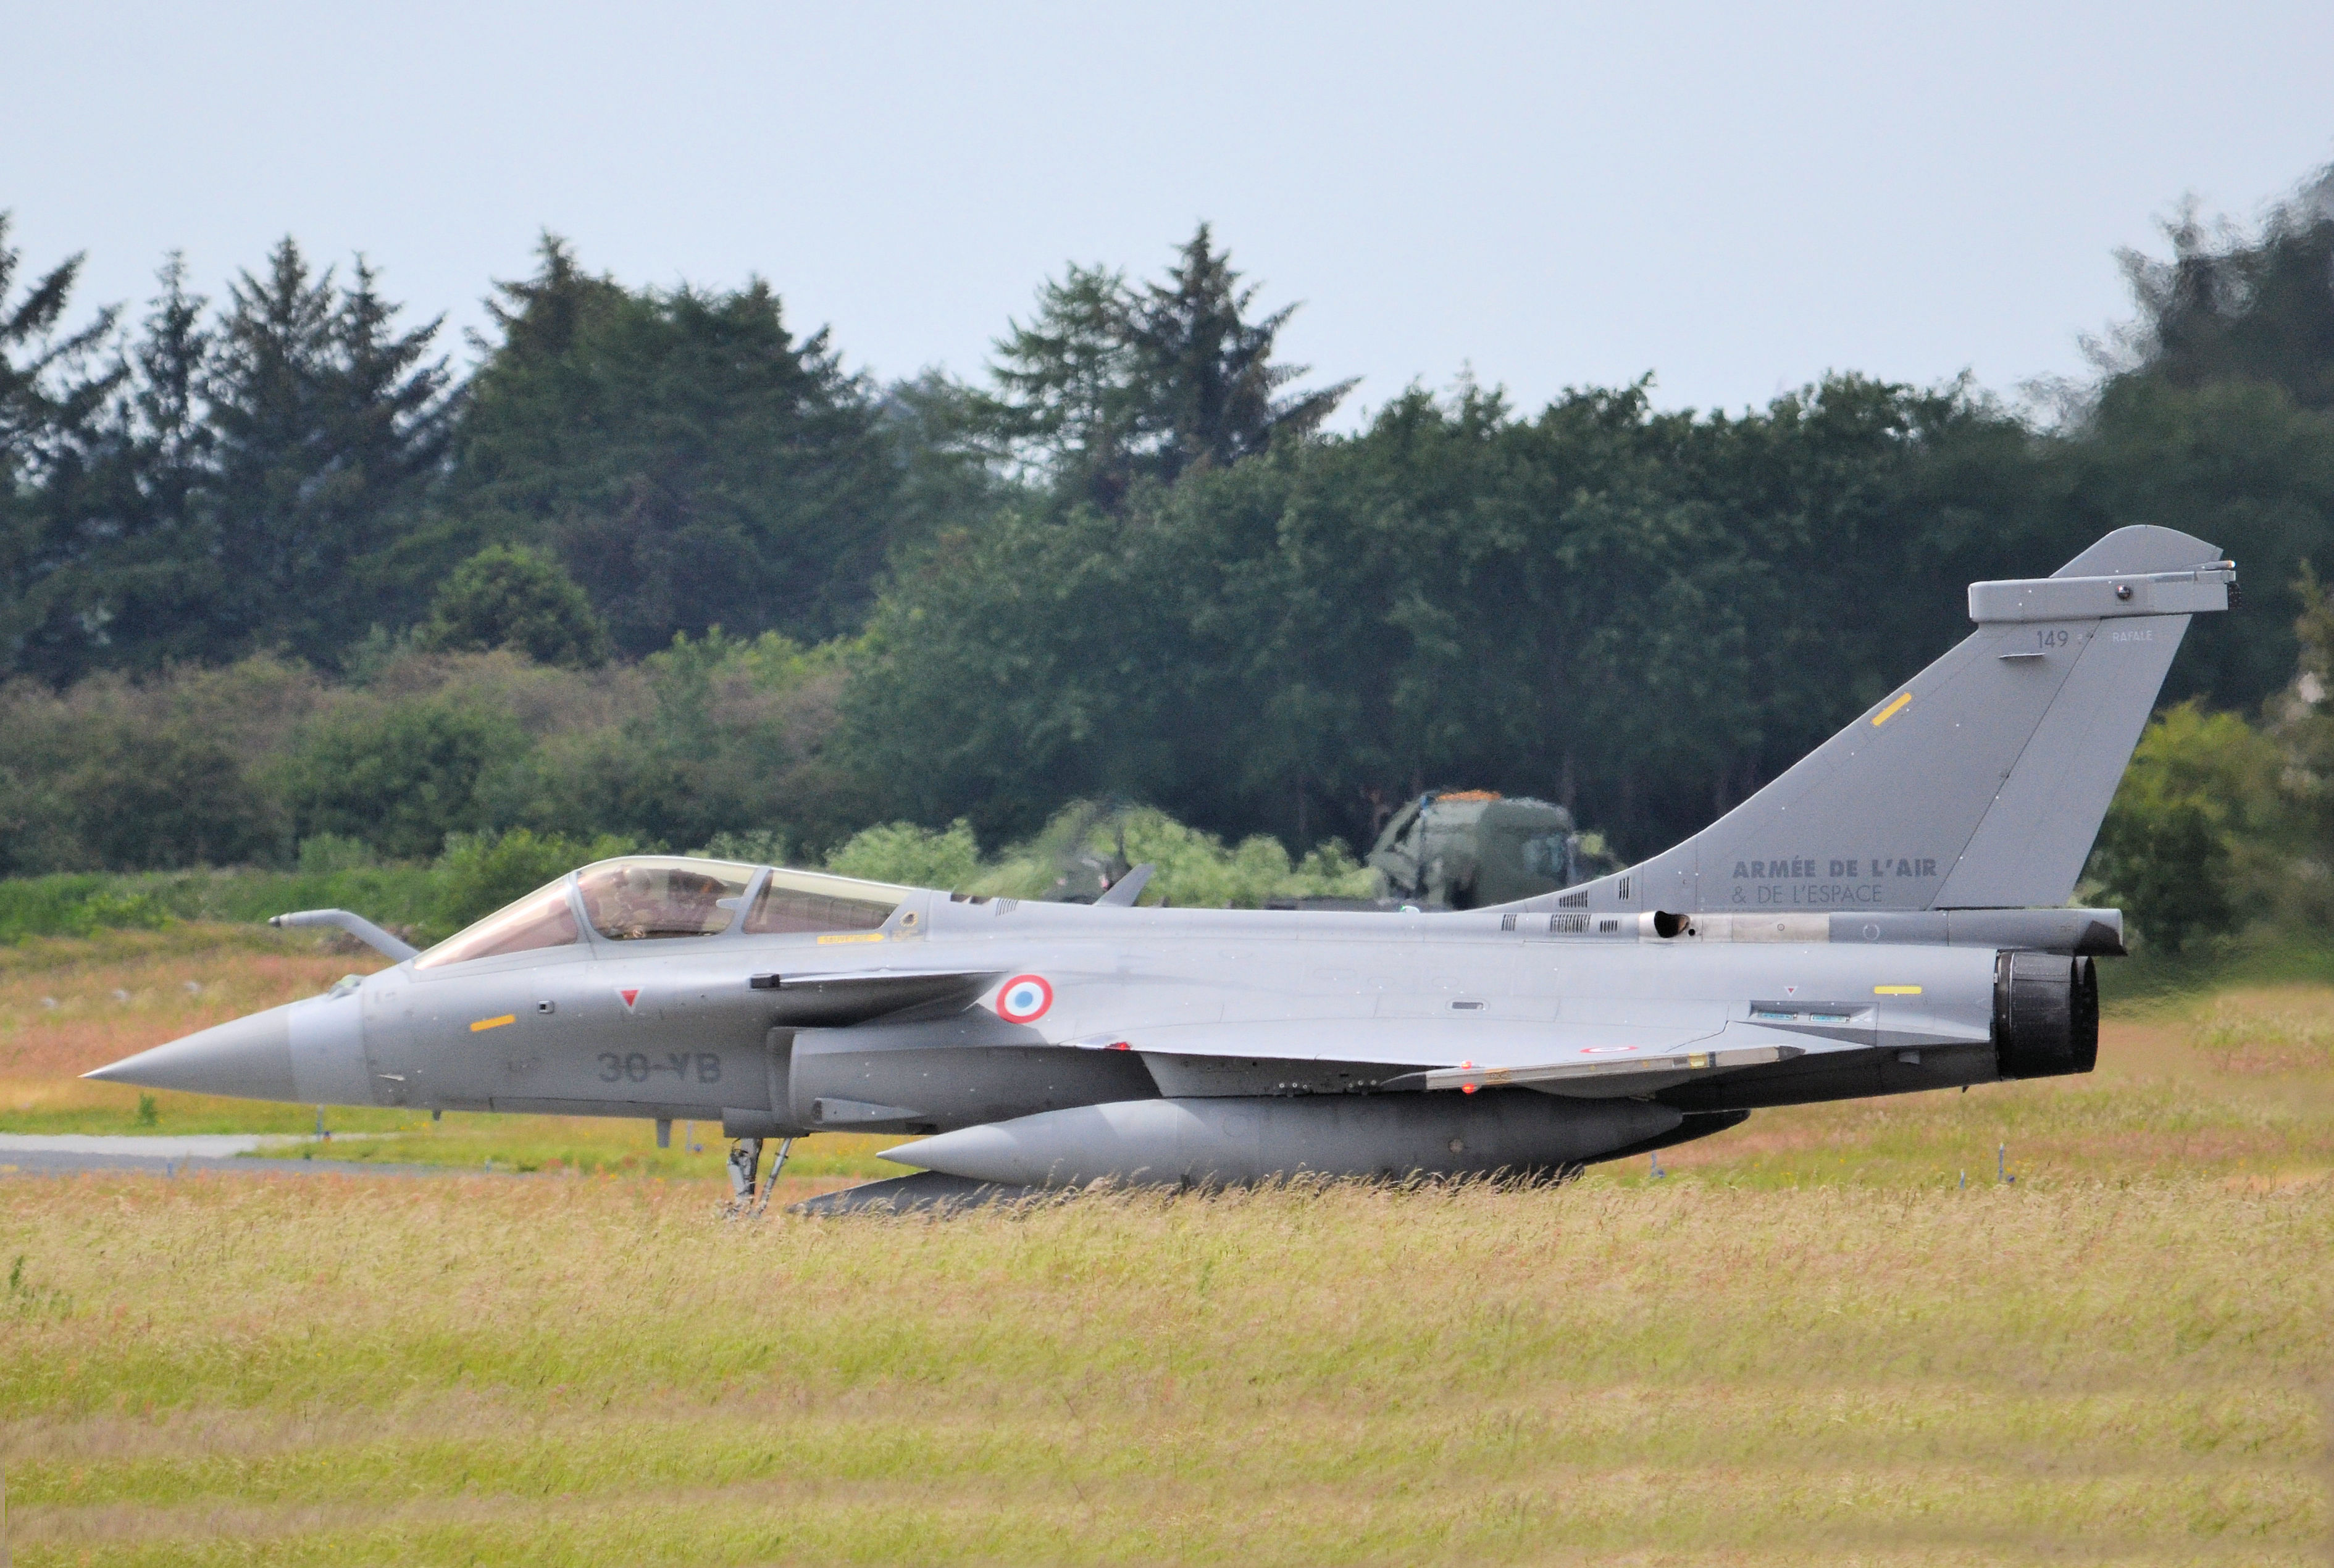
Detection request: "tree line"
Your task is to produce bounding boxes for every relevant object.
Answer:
[3,181,2332,946]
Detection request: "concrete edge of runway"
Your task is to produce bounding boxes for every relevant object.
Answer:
[0,1148,522,1178]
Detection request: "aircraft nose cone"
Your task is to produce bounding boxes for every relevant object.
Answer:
[85,1003,298,1103]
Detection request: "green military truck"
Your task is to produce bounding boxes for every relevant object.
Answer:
[1363,790,1606,909]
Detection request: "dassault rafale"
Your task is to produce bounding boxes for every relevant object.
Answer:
[90,526,2236,1211]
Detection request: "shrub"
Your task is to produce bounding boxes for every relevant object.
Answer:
[296,834,380,875]
[416,545,611,668]
[277,699,522,862]
[63,727,284,870]
[2090,701,2290,951]
[692,828,792,867]
[0,765,85,876]
[0,875,172,944]
[823,803,1378,906]
[1095,807,1375,908]
[825,820,982,888]
[435,828,635,928]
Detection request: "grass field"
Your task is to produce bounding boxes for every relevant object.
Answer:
[3,924,2332,1564]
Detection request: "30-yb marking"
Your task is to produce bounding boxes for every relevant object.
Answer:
[598,1051,722,1085]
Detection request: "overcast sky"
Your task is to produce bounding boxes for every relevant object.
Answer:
[7,1,2331,425]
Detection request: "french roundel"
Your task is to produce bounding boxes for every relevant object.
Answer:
[996,974,1053,1024]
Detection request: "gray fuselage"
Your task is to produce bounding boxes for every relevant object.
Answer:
[265,890,2014,1142]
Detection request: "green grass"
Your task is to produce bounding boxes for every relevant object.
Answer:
[0,864,448,947]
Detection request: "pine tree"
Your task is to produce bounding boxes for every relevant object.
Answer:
[0,215,117,467]
[473,231,629,369]
[1127,224,1357,484]
[448,237,902,654]
[204,239,452,664]
[2106,164,2334,411]
[976,225,1354,510]
[0,213,123,679]
[979,262,1146,508]
[51,257,223,675]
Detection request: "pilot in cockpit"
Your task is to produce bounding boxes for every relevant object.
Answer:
[580,864,734,941]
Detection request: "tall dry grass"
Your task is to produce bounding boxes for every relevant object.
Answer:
[0,927,381,1084]
[2,1173,2328,1565]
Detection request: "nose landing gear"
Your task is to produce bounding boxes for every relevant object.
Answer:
[726,1136,795,1217]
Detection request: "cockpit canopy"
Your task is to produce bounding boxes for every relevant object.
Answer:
[411,856,915,969]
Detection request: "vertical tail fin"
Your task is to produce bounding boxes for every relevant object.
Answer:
[1526,526,2236,915]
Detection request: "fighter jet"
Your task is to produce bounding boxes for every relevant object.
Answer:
[90,526,2235,1210]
